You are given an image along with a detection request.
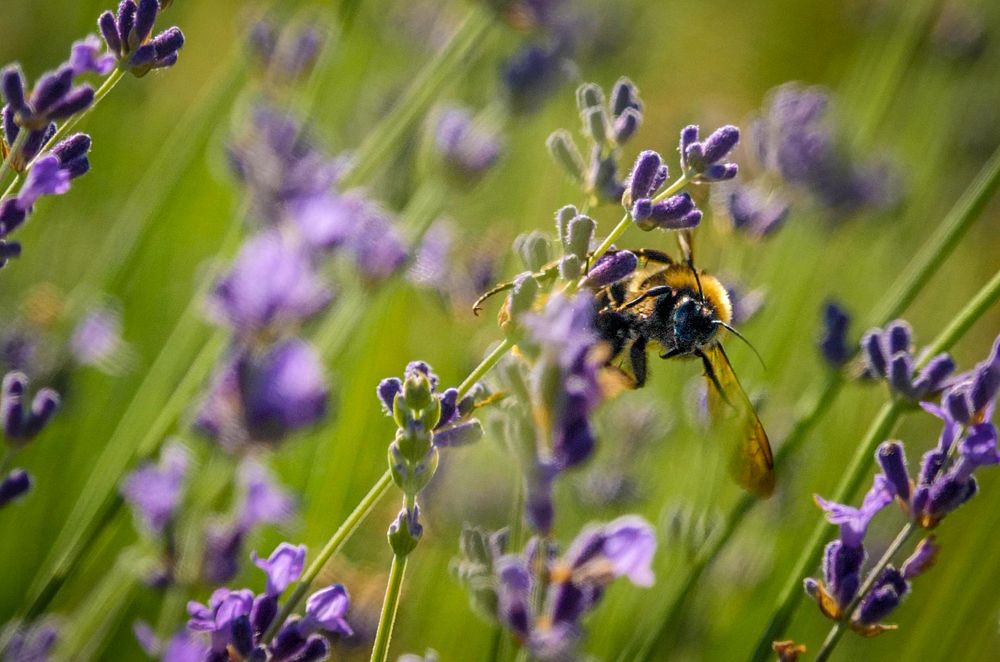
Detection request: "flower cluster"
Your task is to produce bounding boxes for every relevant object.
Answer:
[247,17,324,84]
[624,150,700,231]
[806,334,1000,635]
[377,361,487,554]
[455,515,657,660]
[1,371,59,508]
[861,320,955,403]
[139,543,352,661]
[0,0,183,271]
[547,78,645,206]
[98,0,185,77]
[749,82,895,217]
[430,104,503,185]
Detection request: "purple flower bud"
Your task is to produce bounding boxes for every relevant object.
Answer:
[943,388,972,425]
[876,441,911,503]
[303,584,353,635]
[1,66,27,114]
[861,329,887,376]
[884,320,912,356]
[46,85,95,122]
[201,525,244,585]
[117,1,138,49]
[250,593,278,641]
[819,300,851,367]
[271,619,308,659]
[252,542,306,597]
[612,107,641,144]
[1,370,60,443]
[725,184,789,239]
[377,377,402,415]
[582,250,637,288]
[230,615,254,657]
[0,469,32,507]
[631,198,652,222]
[701,125,740,164]
[856,566,908,625]
[679,125,699,171]
[970,335,1000,413]
[627,150,662,203]
[821,539,864,608]
[649,196,702,231]
[128,43,157,69]
[30,66,74,118]
[912,353,955,397]
[132,0,159,49]
[901,536,938,580]
[888,354,915,399]
[0,198,27,236]
[99,11,123,55]
[151,27,185,63]
[51,132,92,165]
[703,163,738,181]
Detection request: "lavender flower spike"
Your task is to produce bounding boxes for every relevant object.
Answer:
[1,370,60,444]
[680,124,740,181]
[0,468,32,507]
[99,0,186,76]
[252,543,306,597]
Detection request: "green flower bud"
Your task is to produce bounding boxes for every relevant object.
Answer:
[546,129,586,184]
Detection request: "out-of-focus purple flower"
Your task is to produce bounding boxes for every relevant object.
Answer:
[207,231,332,337]
[722,183,789,239]
[201,523,244,586]
[0,468,32,508]
[679,124,740,182]
[289,192,356,251]
[819,300,852,368]
[861,320,955,403]
[237,459,296,532]
[489,515,656,660]
[1,370,59,444]
[121,441,190,536]
[348,206,409,282]
[248,19,323,81]
[501,41,571,115]
[252,543,306,597]
[751,83,897,216]
[522,293,604,473]
[855,566,908,626]
[2,621,59,662]
[133,623,208,661]
[98,0,185,76]
[433,105,503,183]
[196,340,329,449]
[70,304,123,367]
[69,34,117,76]
[408,218,453,288]
[303,584,353,635]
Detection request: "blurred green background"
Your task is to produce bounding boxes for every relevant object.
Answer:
[0,0,998,660]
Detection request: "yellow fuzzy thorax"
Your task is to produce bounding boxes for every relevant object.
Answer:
[655,264,733,325]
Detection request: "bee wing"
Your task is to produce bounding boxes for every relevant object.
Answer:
[703,343,775,497]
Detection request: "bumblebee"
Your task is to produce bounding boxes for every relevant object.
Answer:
[472,243,775,497]
[594,246,774,497]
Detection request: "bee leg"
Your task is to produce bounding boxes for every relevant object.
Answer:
[696,348,734,407]
[630,336,648,387]
[623,285,673,309]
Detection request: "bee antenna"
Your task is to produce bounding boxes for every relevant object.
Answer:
[686,258,705,300]
[713,321,767,370]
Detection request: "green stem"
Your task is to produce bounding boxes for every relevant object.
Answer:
[458,337,516,396]
[29,69,127,171]
[583,175,689,281]
[369,553,409,662]
[263,470,394,642]
[633,142,1000,660]
[748,267,1000,662]
[339,6,495,188]
[813,523,916,662]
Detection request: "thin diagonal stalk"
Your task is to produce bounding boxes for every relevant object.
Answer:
[633,141,1000,661]
[339,6,495,188]
[369,554,408,662]
[0,131,29,188]
[748,267,1000,661]
[813,523,916,662]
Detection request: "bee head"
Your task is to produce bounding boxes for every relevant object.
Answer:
[672,297,718,349]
